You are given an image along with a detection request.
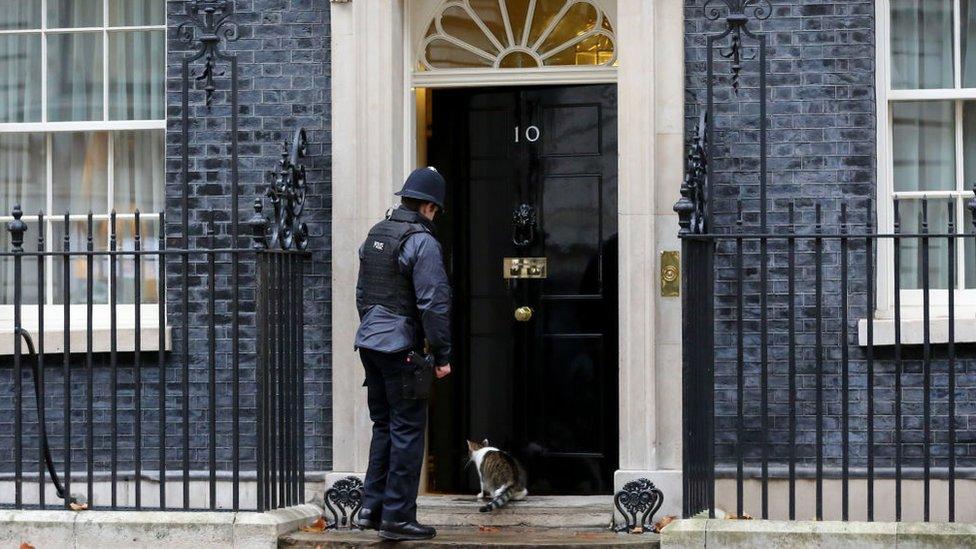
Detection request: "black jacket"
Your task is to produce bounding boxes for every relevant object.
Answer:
[355,207,452,365]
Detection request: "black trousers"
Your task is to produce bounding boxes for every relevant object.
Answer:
[359,348,428,523]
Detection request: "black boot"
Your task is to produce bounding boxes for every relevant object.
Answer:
[379,521,437,541]
[356,508,380,531]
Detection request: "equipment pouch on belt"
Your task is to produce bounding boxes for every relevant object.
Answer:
[402,351,434,400]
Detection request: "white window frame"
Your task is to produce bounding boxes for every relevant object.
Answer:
[875,0,976,324]
[0,0,167,353]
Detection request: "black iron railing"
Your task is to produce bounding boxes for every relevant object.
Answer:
[680,196,976,522]
[683,199,976,521]
[678,107,976,521]
[255,248,308,512]
[1,113,311,511]
[682,0,976,523]
[0,197,308,512]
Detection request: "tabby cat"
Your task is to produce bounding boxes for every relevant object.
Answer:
[467,439,528,512]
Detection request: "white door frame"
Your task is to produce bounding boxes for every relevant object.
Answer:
[329,0,685,516]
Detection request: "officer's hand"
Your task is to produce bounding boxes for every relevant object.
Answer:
[435,363,451,379]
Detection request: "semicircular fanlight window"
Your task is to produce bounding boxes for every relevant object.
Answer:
[420,0,616,71]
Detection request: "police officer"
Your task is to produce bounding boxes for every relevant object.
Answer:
[354,167,452,541]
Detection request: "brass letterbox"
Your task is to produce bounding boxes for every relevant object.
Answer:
[503,257,547,279]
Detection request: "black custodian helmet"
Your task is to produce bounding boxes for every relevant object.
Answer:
[395,167,447,210]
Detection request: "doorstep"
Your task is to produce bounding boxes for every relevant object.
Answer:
[280,526,660,548]
[416,495,614,528]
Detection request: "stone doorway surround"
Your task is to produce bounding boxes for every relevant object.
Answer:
[329,0,685,518]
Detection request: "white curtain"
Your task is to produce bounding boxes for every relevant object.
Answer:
[891,101,955,289]
[109,0,163,26]
[48,32,103,122]
[114,130,165,213]
[963,0,976,86]
[51,132,108,213]
[892,101,955,193]
[0,1,40,29]
[109,30,166,120]
[0,133,43,303]
[897,199,952,290]
[0,134,46,214]
[47,0,101,28]
[0,34,41,123]
[891,0,954,89]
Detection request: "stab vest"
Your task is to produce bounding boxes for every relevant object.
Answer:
[357,208,430,318]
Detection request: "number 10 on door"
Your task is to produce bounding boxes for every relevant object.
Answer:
[515,125,540,143]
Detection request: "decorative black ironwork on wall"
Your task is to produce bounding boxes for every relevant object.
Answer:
[178,0,239,108]
[704,0,771,93]
[613,478,664,533]
[178,0,242,243]
[177,0,246,510]
[262,128,310,251]
[699,0,769,230]
[677,0,772,521]
[323,477,365,530]
[251,128,311,251]
[674,112,709,236]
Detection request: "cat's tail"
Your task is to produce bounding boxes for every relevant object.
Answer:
[479,484,515,512]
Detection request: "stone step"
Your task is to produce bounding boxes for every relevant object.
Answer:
[279,527,660,548]
[416,495,614,528]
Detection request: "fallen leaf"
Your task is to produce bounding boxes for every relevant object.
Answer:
[629,526,644,534]
[478,525,500,533]
[726,513,752,520]
[654,515,676,533]
[69,502,89,511]
[20,543,35,549]
[300,517,327,532]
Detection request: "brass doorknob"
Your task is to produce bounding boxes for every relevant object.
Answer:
[514,306,534,322]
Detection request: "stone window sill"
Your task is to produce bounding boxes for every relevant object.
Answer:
[0,325,171,356]
[0,305,171,356]
[857,317,976,346]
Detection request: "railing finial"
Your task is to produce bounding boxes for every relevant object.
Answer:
[250,198,269,249]
[7,204,27,252]
[675,113,709,236]
[265,127,310,250]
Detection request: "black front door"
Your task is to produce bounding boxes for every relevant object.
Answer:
[427,84,618,495]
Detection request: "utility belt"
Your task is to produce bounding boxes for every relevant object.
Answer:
[402,350,435,400]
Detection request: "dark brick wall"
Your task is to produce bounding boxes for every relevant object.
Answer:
[685,0,976,475]
[0,0,331,478]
